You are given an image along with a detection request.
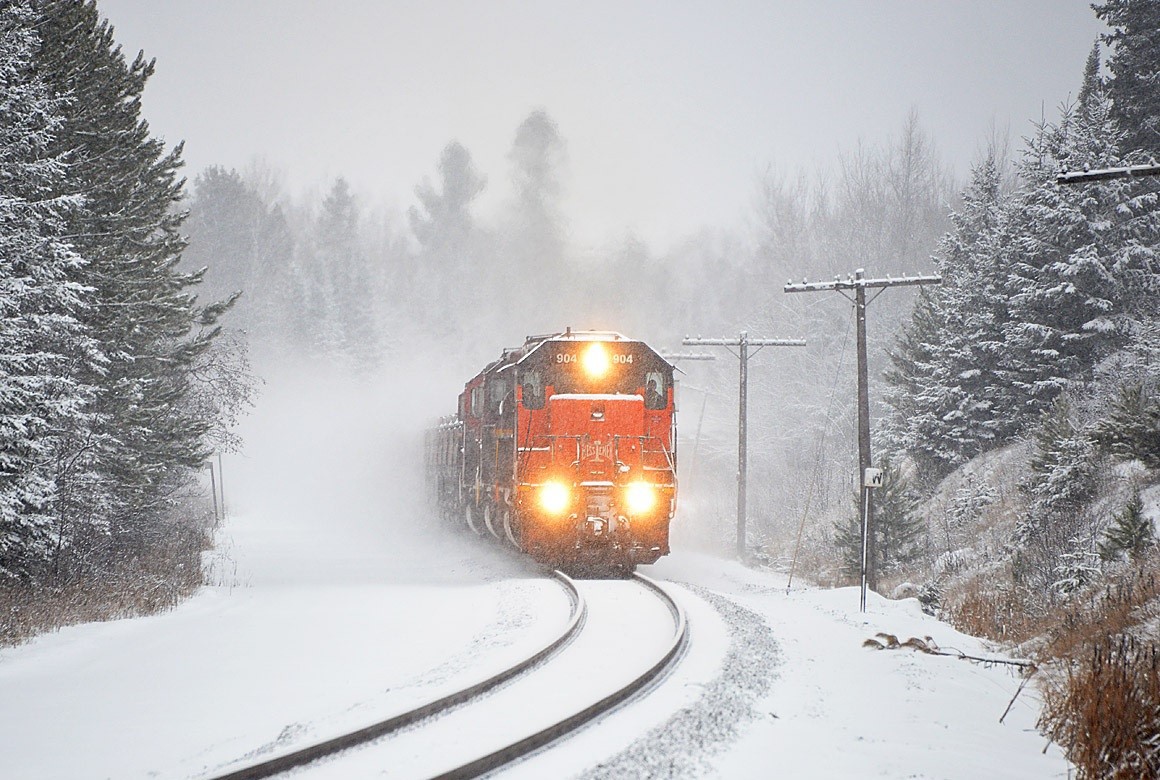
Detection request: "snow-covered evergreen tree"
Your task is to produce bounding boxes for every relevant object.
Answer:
[312,178,380,367]
[884,154,1010,481]
[0,1,99,580]
[34,0,232,567]
[409,141,486,252]
[1098,489,1153,562]
[1090,382,1160,469]
[1095,0,1160,157]
[1002,89,1125,423]
[834,454,922,576]
[183,166,301,351]
[506,110,568,282]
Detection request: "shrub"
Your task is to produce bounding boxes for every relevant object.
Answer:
[1039,635,1160,779]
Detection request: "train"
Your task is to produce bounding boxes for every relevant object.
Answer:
[425,329,678,571]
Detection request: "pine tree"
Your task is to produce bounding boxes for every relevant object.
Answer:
[1095,0,1160,156]
[34,0,231,567]
[884,155,1011,481]
[312,178,379,367]
[1000,51,1137,426]
[834,454,922,577]
[1090,382,1160,469]
[0,0,99,580]
[506,110,567,276]
[408,141,487,333]
[1099,490,1153,562]
[184,167,294,344]
[1027,398,1097,518]
[409,141,486,251]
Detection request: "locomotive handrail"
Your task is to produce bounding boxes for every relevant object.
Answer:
[204,570,587,780]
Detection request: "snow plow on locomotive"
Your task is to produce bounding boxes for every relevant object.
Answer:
[425,330,677,571]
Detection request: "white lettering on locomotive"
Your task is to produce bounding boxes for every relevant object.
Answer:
[582,440,614,462]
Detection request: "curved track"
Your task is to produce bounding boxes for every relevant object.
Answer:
[208,571,687,780]
[206,570,585,780]
[432,572,687,779]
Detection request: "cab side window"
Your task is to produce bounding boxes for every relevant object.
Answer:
[470,386,483,418]
[644,371,667,409]
[489,377,512,417]
[521,369,545,410]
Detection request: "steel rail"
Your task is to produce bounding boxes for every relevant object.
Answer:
[430,571,688,780]
[205,569,586,780]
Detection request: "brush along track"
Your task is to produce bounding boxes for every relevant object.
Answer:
[206,569,585,780]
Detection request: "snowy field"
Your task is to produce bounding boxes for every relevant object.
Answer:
[0,371,1073,779]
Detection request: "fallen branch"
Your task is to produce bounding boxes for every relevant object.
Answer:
[863,632,1037,671]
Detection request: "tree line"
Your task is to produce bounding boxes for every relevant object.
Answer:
[872,0,1160,588]
[0,0,248,587]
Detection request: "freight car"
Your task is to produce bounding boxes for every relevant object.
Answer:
[425,329,677,571]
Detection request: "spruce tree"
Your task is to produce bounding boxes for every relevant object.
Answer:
[184,166,292,343]
[0,1,99,580]
[1090,383,1160,469]
[1095,0,1160,156]
[506,110,567,293]
[311,178,379,366]
[884,155,1010,481]
[1000,51,1137,426]
[408,141,487,332]
[1027,398,1097,518]
[1098,490,1153,562]
[834,454,922,577]
[409,141,486,252]
[34,0,231,565]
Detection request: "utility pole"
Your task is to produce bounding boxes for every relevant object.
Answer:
[681,333,806,560]
[217,451,226,519]
[784,269,940,594]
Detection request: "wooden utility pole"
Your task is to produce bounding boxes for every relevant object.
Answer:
[681,333,806,560]
[784,269,940,593]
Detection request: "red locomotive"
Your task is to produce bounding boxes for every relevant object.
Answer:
[426,329,677,570]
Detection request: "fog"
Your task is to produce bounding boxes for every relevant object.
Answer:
[220,350,536,586]
[99,0,1102,250]
[102,0,1111,576]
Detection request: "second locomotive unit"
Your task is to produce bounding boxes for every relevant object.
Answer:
[426,329,677,570]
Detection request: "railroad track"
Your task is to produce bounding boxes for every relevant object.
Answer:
[206,570,687,780]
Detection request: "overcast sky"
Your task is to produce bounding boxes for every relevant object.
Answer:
[96,0,1105,249]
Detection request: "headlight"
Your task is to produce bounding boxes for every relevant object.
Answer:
[582,342,610,378]
[624,481,657,515]
[538,481,571,515]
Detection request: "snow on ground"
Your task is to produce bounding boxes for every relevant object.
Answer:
[0,367,1074,779]
[643,554,1071,779]
[0,512,571,780]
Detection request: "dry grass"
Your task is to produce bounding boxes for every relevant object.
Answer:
[0,515,210,648]
[1026,552,1160,779]
[937,550,1160,779]
[941,574,1047,644]
[1039,635,1160,779]
[1039,564,1160,661]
